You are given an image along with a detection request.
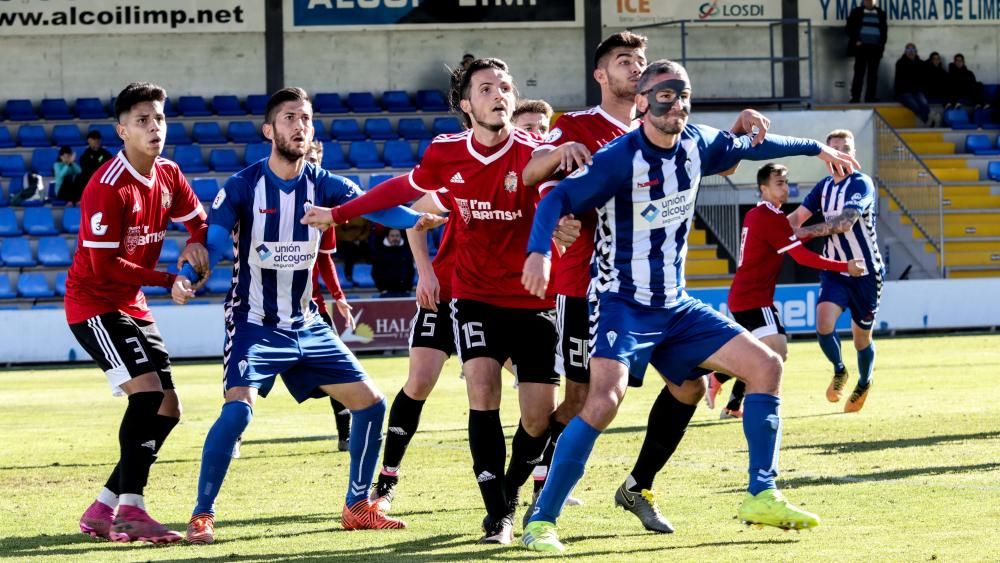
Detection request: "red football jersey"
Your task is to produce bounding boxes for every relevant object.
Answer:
[409,128,552,309]
[727,202,802,312]
[427,190,458,302]
[65,152,203,324]
[536,107,636,298]
[312,228,340,308]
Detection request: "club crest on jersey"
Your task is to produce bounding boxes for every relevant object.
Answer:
[255,244,273,261]
[455,198,472,224]
[504,171,518,193]
[544,128,563,144]
[239,360,249,376]
[125,226,142,254]
[160,186,172,210]
[684,158,695,178]
[606,330,618,346]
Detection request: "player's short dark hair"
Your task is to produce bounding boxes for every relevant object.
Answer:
[58,145,74,156]
[636,60,689,94]
[449,58,514,129]
[265,87,311,125]
[757,163,788,188]
[512,99,553,121]
[594,31,648,69]
[114,82,167,122]
[86,129,102,140]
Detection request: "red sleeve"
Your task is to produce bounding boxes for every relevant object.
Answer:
[787,244,849,273]
[317,230,345,300]
[330,174,422,225]
[91,250,177,287]
[169,167,208,245]
[409,141,446,191]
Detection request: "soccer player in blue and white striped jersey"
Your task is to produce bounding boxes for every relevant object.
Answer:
[171,88,443,543]
[789,129,884,413]
[518,60,861,553]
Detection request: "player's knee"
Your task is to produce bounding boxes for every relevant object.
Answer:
[220,400,254,434]
[521,412,550,437]
[404,372,437,400]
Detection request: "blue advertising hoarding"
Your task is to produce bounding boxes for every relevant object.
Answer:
[687,283,853,334]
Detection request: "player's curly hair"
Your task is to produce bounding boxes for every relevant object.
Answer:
[448,57,516,129]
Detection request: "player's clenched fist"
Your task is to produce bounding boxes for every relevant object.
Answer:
[172,274,209,305]
[521,252,551,299]
[412,213,448,232]
[553,214,581,248]
[300,205,336,230]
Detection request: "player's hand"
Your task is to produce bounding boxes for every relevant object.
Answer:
[553,214,581,249]
[300,205,336,230]
[412,213,448,233]
[521,252,551,299]
[415,269,440,311]
[736,109,770,146]
[177,242,209,275]
[172,275,196,305]
[818,144,861,178]
[558,142,592,172]
[334,298,356,330]
[847,259,867,277]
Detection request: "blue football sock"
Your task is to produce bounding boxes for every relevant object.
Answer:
[742,394,781,496]
[193,401,253,516]
[817,331,845,373]
[857,342,876,387]
[529,417,600,525]
[345,398,386,506]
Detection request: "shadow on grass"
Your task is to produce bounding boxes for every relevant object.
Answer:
[721,461,1000,492]
[783,430,1000,455]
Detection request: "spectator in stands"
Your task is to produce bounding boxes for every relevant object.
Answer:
[54,146,84,203]
[949,53,987,109]
[371,228,414,298]
[894,43,936,126]
[11,173,45,206]
[846,0,887,103]
[79,130,114,188]
[925,51,950,104]
[335,215,371,284]
[512,99,554,136]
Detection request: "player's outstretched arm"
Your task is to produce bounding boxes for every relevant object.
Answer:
[730,109,770,146]
[173,223,230,304]
[786,244,864,275]
[701,126,860,177]
[407,193,443,311]
[794,208,861,239]
[523,143,593,186]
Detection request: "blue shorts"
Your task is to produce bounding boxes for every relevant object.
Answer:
[818,271,882,330]
[224,318,367,403]
[589,293,745,387]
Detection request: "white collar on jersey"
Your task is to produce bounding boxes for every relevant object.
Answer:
[114,151,156,188]
[465,128,517,166]
[594,105,639,132]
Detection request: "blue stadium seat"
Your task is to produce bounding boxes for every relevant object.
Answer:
[76,98,108,119]
[2,238,35,266]
[417,139,432,159]
[142,285,169,296]
[173,145,210,173]
[335,262,353,288]
[416,90,450,112]
[0,274,14,298]
[24,207,58,235]
[166,122,192,145]
[178,96,212,117]
[332,119,365,141]
[352,263,375,288]
[432,117,463,135]
[321,142,350,170]
[18,272,53,298]
[87,123,118,144]
[55,271,68,296]
[348,92,381,113]
[314,93,348,114]
[965,134,1000,155]
[5,99,37,121]
[0,208,19,236]
[17,125,49,148]
[313,119,331,142]
[206,267,233,293]
[0,155,27,177]
[398,118,433,140]
[364,118,396,140]
[213,95,245,116]
[383,90,415,113]
[383,140,416,168]
[209,149,243,172]
[245,142,271,163]
[41,98,74,120]
[221,239,235,262]
[159,238,180,264]
[368,173,393,188]
[342,174,363,190]
[944,108,975,129]
[228,121,262,143]
[192,177,221,202]
[0,127,14,148]
[246,94,268,115]
[161,97,178,117]
[38,236,71,266]
[989,161,1000,182]
[974,107,1000,129]
[0,181,8,207]
[348,141,384,169]
[62,206,81,233]
[31,148,59,175]
[52,124,85,147]
[192,122,227,144]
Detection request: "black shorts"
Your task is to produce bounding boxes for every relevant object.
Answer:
[555,295,590,384]
[732,305,786,340]
[449,298,559,385]
[408,303,455,355]
[69,312,173,396]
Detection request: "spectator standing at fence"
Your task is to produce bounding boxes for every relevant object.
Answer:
[846,0,887,103]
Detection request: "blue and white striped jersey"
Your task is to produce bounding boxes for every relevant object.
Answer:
[801,172,884,277]
[528,124,822,307]
[207,160,419,329]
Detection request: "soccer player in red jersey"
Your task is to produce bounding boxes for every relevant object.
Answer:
[303,58,580,544]
[710,164,864,417]
[67,82,208,544]
[512,99,554,136]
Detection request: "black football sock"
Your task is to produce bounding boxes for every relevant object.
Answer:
[534,418,566,494]
[118,391,165,497]
[504,422,550,503]
[381,389,426,472]
[725,380,747,412]
[330,398,351,440]
[628,386,696,492]
[469,409,508,519]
